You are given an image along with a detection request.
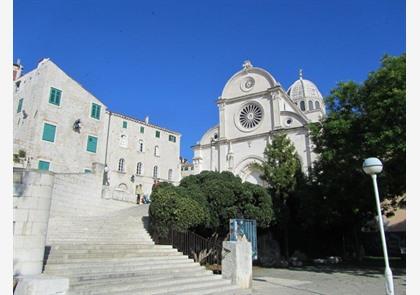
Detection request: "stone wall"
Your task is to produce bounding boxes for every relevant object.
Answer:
[13,168,55,276]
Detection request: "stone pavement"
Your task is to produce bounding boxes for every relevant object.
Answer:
[251,266,406,295]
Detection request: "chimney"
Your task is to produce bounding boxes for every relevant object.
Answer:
[145,116,149,124]
[13,59,23,81]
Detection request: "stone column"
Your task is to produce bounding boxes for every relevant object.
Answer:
[222,236,252,288]
[13,169,55,276]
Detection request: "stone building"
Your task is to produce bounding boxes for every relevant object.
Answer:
[13,58,181,196]
[192,61,326,185]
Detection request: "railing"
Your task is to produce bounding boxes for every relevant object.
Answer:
[159,229,224,273]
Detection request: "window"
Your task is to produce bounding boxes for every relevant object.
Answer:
[84,169,92,173]
[155,130,160,138]
[120,134,128,148]
[136,162,143,175]
[42,123,56,142]
[153,166,159,179]
[169,135,176,142]
[315,101,321,110]
[91,103,101,120]
[300,101,306,111]
[138,140,144,152]
[49,87,62,106]
[117,183,128,191]
[123,121,128,128]
[168,169,173,181]
[140,126,144,133]
[17,98,23,113]
[309,101,314,111]
[154,145,160,157]
[38,160,50,171]
[86,135,98,153]
[118,158,125,172]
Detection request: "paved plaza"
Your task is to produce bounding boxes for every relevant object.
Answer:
[251,266,406,295]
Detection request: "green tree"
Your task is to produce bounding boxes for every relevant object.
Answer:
[149,184,208,237]
[305,54,406,258]
[253,133,302,258]
[149,171,274,239]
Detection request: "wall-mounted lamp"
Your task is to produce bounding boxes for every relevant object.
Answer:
[73,119,82,132]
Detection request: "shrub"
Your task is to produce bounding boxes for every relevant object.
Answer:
[149,171,274,238]
[149,186,207,237]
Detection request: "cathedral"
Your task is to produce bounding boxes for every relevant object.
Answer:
[192,61,326,185]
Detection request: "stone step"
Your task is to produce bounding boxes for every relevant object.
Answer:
[47,247,179,256]
[45,260,200,277]
[45,250,183,263]
[47,237,152,242]
[68,274,220,295]
[164,284,252,295]
[44,256,191,271]
[47,241,154,246]
[44,254,189,265]
[47,244,173,251]
[55,264,206,283]
[47,234,151,239]
[98,277,234,295]
[69,270,213,289]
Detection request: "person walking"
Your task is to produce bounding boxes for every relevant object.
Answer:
[135,184,144,204]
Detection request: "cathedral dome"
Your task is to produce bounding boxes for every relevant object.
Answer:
[287,70,323,101]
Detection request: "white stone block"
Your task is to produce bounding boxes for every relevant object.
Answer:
[31,222,48,236]
[14,275,69,295]
[36,197,52,210]
[22,172,41,186]
[14,248,44,262]
[28,209,50,222]
[14,209,29,222]
[222,237,252,289]
[39,173,55,186]
[17,197,40,210]
[13,261,43,277]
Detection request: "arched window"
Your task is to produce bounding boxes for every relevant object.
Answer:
[300,101,306,111]
[309,100,314,111]
[315,101,321,109]
[118,158,125,172]
[136,162,143,175]
[154,145,160,157]
[117,183,128,191]
[120,134,128,148]
[168,169,173,181]
[138,140,144,152]
[153,166,159,179]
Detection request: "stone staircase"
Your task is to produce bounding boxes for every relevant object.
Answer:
[43,205,250,294]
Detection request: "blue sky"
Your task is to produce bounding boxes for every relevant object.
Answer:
[14,0,405,160]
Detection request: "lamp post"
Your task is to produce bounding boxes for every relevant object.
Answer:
[362,157,394,295]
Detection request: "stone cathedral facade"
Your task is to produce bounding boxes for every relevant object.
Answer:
[192,61,326,185]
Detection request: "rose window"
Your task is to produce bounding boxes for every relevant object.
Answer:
[239,103,263,129]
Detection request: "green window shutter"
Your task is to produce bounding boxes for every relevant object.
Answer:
[140,126,144,133]
[155,130,160,138]
[49,87,62,106]
[123,121,128,129]
[38,160,50,171]
[17,98,23,113]
[169,135,176,142]
[42,123,56,142]
[86,136,98,153]
[91,103,101,120]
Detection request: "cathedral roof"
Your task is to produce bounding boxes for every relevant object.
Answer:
[287,70,323,101]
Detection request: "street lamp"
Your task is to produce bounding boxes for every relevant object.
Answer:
[362,157,394,295]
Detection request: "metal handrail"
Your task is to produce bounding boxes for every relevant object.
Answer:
[159,229,224,273]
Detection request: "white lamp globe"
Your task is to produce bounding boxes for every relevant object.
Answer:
[104,166,109,173]
[362,157,383,175]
